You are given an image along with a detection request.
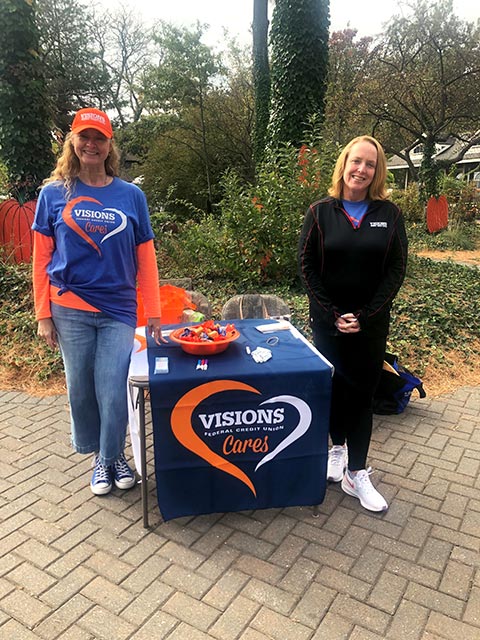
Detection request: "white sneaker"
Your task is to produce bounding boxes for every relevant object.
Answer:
[327,445,348,482]
[341,468,388,512]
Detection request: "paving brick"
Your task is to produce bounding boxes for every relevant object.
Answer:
[234,554,286,585]
[1,588,51,628]
[161,622,211,639]
[80,575,133,614]
[250,606,314,640]
[120,555,170,593]
[197,545,241,581]
[312,612,354,639]
[209,595,260,639]
[34,594,93,640]
[41,566,96,609]
[369,533,419,562]
[84,550,134,584]
[334,524,373,557]
[189,523,233,556]
[350,547,388,584]
[241,577,298,616]
[0,619,40,639]
[431,523,479,551]
[305,544,355,574]
[317,566,372,600]
[129,610,177,639]
[386,599,429,639]
[426,611,480,640]
[367,571,407,614]
[202,569,250,610]
[291,581,336,629]
[77,605,136,640]
[463,585,480,625]
[121,581,173,626]
[330,593,392,635]
[162,591,220,631]
[405,581,465,618]
[439,559,475,599]
[278,556,319,594]
[157,540,206,569]
[6,561,57,596]
[268,532,308,567]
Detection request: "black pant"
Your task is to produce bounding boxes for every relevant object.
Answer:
[312,328,386,471]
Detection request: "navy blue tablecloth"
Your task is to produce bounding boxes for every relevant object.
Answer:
[147,319,332,521]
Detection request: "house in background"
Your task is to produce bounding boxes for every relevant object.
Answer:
[387,135,480,189]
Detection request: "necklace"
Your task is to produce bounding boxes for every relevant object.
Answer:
[79,174,112,187]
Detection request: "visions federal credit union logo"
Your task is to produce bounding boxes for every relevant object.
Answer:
[170,380,312,497]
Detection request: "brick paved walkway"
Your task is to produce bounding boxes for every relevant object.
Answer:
[0,386,479,639]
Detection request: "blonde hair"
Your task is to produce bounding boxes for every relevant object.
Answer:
[328,135,388,201]
[43,132,121,200]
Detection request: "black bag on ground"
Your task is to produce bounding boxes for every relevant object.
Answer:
[373,353,426,415]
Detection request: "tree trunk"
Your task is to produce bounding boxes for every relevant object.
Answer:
[252,0,270,167]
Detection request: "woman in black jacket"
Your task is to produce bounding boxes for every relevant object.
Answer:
[298,135,408,511]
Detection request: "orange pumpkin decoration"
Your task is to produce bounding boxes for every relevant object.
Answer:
[0,198,37,263]
[426,195,448,234]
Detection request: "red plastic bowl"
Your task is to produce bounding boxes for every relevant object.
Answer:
[169,327,240,355]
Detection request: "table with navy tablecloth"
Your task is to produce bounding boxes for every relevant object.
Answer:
[144,319,333,521]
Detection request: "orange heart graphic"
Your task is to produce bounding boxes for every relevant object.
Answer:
[170,380,261,496]
[62,196,103,255]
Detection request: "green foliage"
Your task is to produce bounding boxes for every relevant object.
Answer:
[3,249,478,389]
[0,0,54,201]
[269,0,330,148]
[439,175,480,222]
[0,260,63,383]
[390,184,424,223]
[139,25,254,216]
[418,136,440,202]
[36,0,111,135]
[155,138,337,287]
[389,255,479,372]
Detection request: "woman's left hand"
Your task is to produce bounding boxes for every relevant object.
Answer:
[147,317,168,345]
[335,313,361,334]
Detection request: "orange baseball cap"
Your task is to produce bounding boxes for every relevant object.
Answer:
[71,107,113,139]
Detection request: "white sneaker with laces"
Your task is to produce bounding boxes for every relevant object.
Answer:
[327,445,348,482]
[341,468,388,512]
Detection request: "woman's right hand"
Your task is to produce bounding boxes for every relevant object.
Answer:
[335,313,360,334]
[38,318,58,350]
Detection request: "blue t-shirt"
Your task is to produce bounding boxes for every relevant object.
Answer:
[342,199,369,229]
[32,178,155,328]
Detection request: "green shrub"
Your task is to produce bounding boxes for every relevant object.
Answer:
[390,183,424,223]
[155,141,338,288]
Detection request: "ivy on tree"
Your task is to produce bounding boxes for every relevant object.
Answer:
[0,0,53,202]
[268,0,330,149]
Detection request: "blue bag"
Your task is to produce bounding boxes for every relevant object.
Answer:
[373,353,426,415]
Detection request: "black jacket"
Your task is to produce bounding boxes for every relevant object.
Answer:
[298,196,408,337]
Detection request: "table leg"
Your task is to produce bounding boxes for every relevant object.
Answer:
[136,386,149,528]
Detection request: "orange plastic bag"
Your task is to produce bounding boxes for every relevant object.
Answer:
[136,284,195,326]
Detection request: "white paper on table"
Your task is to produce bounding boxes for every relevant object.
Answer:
[255,319,291,333]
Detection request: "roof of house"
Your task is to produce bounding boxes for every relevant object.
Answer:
[387,133,480,169]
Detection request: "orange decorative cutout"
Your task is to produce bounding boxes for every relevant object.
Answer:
[0,199,37,263]
[426,195,448,233]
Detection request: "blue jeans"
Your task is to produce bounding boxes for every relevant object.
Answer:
[51,303,135,465]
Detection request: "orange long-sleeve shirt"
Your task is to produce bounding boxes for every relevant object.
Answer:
[32,231,162,321]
